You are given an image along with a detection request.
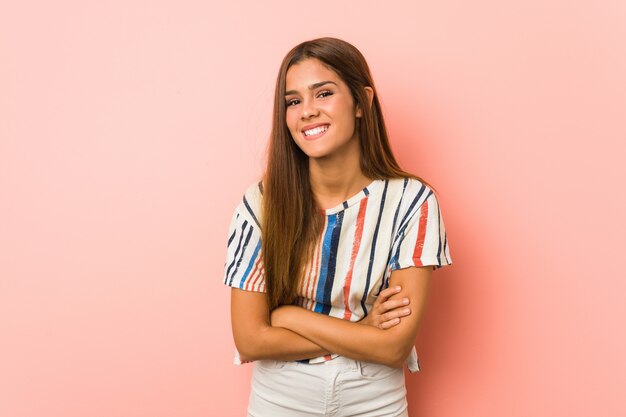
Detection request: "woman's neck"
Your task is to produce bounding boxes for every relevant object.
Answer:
[309,150,371,210]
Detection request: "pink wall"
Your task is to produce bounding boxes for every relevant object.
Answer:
[1,1,625,416]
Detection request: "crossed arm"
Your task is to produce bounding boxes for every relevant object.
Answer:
[230,266,432,368]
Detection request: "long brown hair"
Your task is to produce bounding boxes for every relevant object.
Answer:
[262,37,426,310]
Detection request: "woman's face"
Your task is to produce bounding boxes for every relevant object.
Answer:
[284,58,362,161]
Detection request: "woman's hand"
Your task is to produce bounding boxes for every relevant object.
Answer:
[359,286,411,329]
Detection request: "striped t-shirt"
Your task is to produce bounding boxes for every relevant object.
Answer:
[223,177,452,372]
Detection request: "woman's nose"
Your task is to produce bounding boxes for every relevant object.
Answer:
[301,99,319,119]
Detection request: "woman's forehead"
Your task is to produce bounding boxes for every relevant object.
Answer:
[285,59,343,91]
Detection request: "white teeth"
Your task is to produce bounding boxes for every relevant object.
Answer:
[303,125,329,136]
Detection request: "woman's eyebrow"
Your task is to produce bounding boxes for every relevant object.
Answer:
[285,81,337,96]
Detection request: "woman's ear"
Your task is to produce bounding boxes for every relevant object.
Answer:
[356,86,375,118]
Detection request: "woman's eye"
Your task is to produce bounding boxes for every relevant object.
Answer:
[317,90,333,98]
[286,99,300,106]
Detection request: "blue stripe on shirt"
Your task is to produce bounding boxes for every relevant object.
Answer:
[314,215,337,313]
[321,211,344,315]
[239,239,261,289]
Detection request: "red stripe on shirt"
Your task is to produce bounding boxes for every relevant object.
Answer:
[411,199,429,266]
[342,198,368,320]
[247,256,264,291]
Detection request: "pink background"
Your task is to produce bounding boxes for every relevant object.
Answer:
[1,1,625,416]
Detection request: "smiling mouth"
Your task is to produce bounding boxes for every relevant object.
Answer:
[303,124,329,138]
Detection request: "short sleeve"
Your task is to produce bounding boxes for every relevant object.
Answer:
[223,204,266,292]
[389,191,452,271]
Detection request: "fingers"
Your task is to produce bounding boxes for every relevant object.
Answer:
[379,318,400,329]
[379,306,411,329]
[382,297,410,311]
[371,286,413,330]
[372,286,403,312]
[378,286,402,302]
[381,307,411,323]
[379,307,410,329]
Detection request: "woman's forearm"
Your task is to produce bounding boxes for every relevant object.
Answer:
[272,306,410,368]
[237,323,330,362]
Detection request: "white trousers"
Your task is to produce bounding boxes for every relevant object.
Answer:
[247,356,408,417]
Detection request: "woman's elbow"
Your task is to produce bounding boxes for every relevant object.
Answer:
[233,325,271,362]
[379,343,412,369]
[234,341,257,362]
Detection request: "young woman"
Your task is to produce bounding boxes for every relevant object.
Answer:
[224,37,452,416]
